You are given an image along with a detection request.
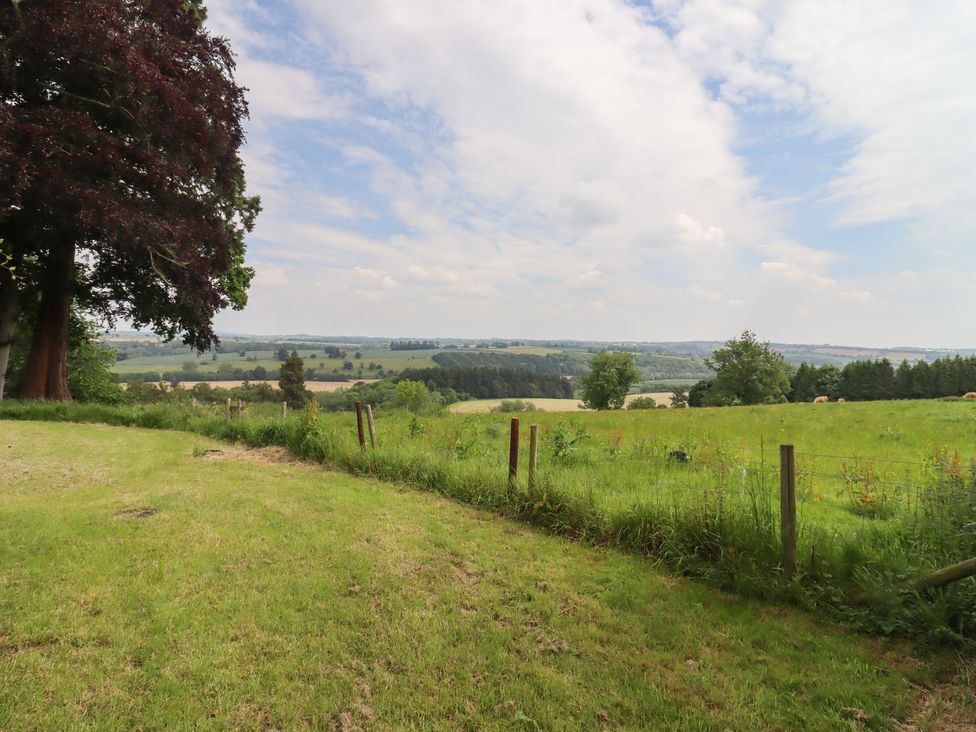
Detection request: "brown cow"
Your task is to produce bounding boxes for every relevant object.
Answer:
[837,398,846,403]
[964,392,976,399]
[813,396,829,403]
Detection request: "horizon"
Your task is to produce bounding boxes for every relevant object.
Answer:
[106,328,976,354]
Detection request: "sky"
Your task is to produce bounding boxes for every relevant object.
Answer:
[202,0,976,347]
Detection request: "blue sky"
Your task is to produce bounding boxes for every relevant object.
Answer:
[204,0,975,347]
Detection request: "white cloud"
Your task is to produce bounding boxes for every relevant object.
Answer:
[235,57,347,121]
[295,0,766,263]
[659,0,976,232]
[251,260,288,287]
[206,0,975,346]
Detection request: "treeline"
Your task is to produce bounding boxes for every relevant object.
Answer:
[432,350,589,376]
[390,340,439,351]
[832,356,976,401]
[432,349,710,382]
[399,367,573,399]
[690,355,976,406]
[633,353,712,381]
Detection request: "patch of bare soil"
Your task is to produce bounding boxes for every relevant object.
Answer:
[196,446,297,465]
[114,508,158,519]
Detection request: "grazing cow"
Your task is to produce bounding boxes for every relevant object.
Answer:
[837,398,846,403]
[965,392,976,399]
[813,396,829,403]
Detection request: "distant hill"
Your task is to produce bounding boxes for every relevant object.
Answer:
[102,331,976,371]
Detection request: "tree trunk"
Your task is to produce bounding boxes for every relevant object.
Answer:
[20,243,74,401]
[0,280,18,401]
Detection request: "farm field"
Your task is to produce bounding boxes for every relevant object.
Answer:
[112,349,440,376]
[1,421,970,729]
[178,379,378,392]
[450,392,676,413]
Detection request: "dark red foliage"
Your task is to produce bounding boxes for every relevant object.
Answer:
[0,0,259,373]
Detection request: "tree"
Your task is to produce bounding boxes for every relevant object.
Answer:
[790,363,819,402]
[670,388,688,408]
[687,378,713,407]
[278,356,307,409]
[704,331,791,406]
[579,351,640,410]
[395,379,432,413]
[0,0,259,400]
[0,238,18,399]
[4,305,124,403]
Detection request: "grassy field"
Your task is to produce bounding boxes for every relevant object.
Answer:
[2,421,972,729]
[450,393,676,413]
[4,398,976,645]
[112,349,441,376]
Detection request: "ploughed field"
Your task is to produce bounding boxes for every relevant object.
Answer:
[0,421,971,729]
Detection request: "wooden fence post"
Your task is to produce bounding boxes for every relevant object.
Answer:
[355,401,366,449]
[225,397,231,421]
[509,418,520,485]
[281,401,287,418]
[238,399,244,418]
[366,404,378,448]
[780,444,797,578]
[528,424,539,490]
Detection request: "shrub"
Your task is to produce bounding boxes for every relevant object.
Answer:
[490,399,538,413]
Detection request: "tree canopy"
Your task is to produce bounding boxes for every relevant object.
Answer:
[703,331,791,406]
[278,356,307,410]
[578,351,640,410]
[0,0,259,399]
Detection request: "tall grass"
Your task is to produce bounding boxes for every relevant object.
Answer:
[4,399,975,645]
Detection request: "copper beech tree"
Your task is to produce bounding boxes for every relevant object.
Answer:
[0,0,259,400]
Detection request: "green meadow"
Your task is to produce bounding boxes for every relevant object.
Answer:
[1,421,972,729]
[4,398,976,644]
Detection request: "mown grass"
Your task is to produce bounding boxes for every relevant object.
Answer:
[4,399,976,645]
[1,421,972,729]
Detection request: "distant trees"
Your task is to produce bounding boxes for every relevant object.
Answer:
[703,331,791,406]
[687,378,712,407]
[790,363,841,401]
[670,389,689,408]
[390,340,438,351]
[398,366,573,399]
[278,356,307,409]
[626,396,657,410]
[579,352,640,410]
[395,379,432,412]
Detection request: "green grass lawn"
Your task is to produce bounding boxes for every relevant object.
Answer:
[2,421,970,729]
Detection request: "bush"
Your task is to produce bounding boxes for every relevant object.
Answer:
[626,396,657,410]
[490,399,538,413]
